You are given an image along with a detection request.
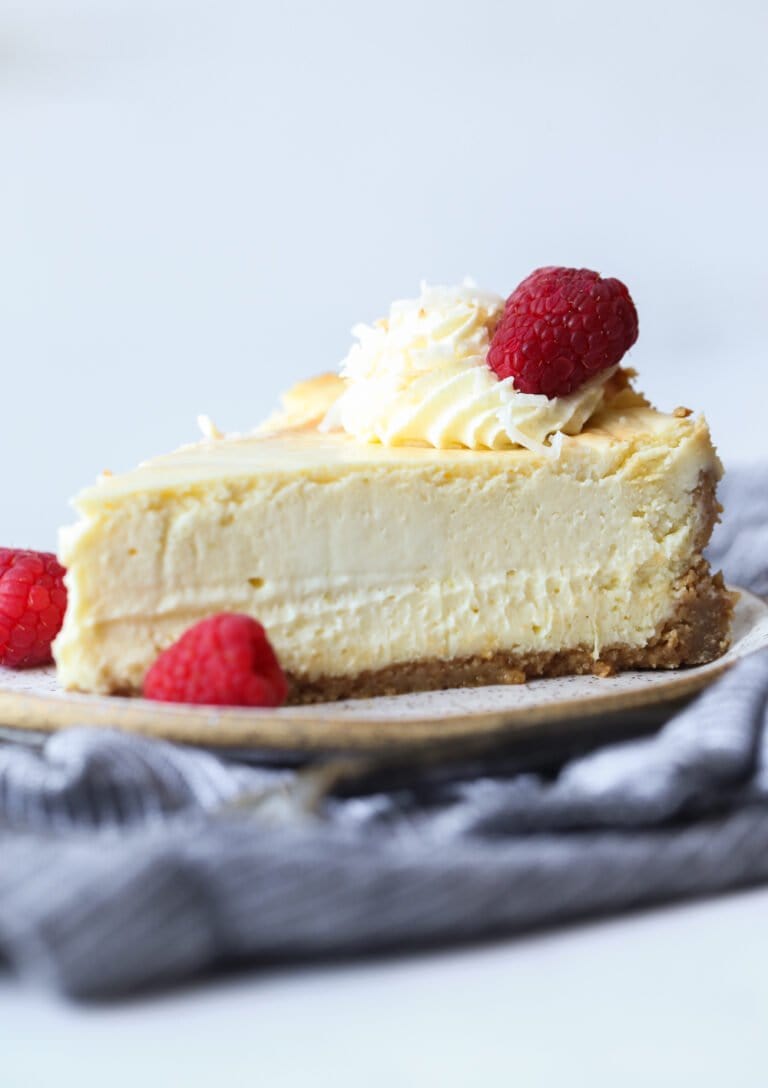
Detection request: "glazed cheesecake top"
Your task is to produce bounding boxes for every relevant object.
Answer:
[72,384,713,510]
[74,272,653,507]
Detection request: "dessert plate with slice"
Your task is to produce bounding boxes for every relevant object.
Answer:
[0,267,755,759]
[0,588,764,755]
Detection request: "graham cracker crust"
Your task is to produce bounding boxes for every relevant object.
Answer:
[287,472,735,704]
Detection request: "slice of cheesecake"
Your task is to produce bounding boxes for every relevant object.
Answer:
[54,377,733,702]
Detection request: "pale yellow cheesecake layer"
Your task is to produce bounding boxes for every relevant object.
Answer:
[55,390,724,695]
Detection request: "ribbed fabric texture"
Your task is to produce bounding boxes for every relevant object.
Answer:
[0,465,765,999]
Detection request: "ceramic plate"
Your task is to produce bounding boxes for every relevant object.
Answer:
[0,587,764,755]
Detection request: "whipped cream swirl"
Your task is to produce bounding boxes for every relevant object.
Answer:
[325,282,616,455]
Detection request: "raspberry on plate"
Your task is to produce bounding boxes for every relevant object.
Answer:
[0,548,68,668]
[487,266,639,398]
[143,613,289,707]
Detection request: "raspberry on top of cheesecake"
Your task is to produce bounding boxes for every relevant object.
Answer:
[54,268,734,703]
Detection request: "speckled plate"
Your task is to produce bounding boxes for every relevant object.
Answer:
[0,587,764,755]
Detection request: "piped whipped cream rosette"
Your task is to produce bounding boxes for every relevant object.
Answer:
[323,273,636,455]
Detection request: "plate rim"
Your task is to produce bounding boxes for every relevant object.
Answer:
[0,586,763,752]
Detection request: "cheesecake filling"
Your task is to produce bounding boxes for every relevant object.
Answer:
[325,281,618,454]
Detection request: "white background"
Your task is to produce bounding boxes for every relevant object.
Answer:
[1,0,766,548]
[1,1,767,1082]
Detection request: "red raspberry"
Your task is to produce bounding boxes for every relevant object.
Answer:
[0,549,68,668]
[143,613,289,707]
[487,267,639,397]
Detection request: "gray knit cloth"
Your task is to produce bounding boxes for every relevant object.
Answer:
[0,467,765,999]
